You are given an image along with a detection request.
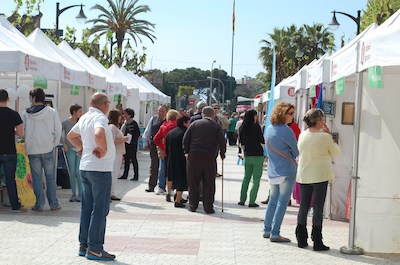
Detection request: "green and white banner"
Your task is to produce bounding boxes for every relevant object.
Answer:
[368,66,383,89]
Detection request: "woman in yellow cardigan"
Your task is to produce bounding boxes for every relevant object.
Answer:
[296,108,340,251]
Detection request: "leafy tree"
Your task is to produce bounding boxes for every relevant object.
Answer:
[87,0,156,66]
[259,23,334,88]
[8,0,44,35]
[362,0,400,29]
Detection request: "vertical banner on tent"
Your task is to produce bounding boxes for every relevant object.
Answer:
[368,66,382,89]
[114,95,119,103]
[309,85,316,98]
[33,76,48,89]
[70,85,80,96]
[317,83,323,109]
[335,77,345,95]
[264,47,276,139]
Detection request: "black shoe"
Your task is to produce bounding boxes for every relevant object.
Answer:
[174,202,186,208]
[145,188,154,192]
[205,209,215,214]
[110,196,121,201]
[238,202,245,206]
[166,194,172,202]
[118,176,128,179]
[189,208,196,212]
[249,203,259,208]
[261,199,269,204]
[180,198,188,203]
[130,178,138,181]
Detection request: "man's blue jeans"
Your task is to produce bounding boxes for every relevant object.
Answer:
[157,159,166,190]
[28,151,59,210]
[263,177,295,238]
[66,149,82,196]
[79,170,112,252]
[0,154,21,210]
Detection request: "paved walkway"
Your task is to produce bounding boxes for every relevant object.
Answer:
[1,146,400,265]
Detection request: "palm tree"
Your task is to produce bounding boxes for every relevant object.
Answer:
[300,23,334,64]
[259,26,296,84]
[259,24,335,87]
[88,0,156,66]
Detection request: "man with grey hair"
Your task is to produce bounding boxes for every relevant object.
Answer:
[68,92,116,261]
[183,106,226,214]
[190,101,207,123]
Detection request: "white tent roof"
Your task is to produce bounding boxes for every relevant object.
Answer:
[327,23,377,82]
[358,9,400,71]
[120,68,155,101]
[122,68,162,102]
[28,28,88,86]
[304,53,330,88]
[0,16,60,79]
[109,65,153,101]
[87,56,127,95]
[140,76,171,104]
[274,65,306,99]
[108,64,151,98]
[58,41,106,90]
[125,72,161,102]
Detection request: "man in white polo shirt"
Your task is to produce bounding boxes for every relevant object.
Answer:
[67,92,116,261]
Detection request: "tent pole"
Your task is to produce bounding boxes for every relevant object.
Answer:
[340,42,364,255]
[15,72,20,112]
[57,81,61,112]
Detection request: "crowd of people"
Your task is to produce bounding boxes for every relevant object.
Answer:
[0,89,340,260]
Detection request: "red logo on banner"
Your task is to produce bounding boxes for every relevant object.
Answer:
[361,42,365,65]
[24,55,30,71]
[288,87,295,97]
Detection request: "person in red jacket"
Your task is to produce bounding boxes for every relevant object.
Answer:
[153,109,180,202]
[288,120,301,204]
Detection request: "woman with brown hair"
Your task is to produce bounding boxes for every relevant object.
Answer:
[263,102,299,243]
[108,109,128,201]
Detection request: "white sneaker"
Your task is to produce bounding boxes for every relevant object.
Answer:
[155,188,166,195]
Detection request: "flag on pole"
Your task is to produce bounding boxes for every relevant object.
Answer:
[263,47,276,139]
[317,83,323,109]
[232,0,236,33]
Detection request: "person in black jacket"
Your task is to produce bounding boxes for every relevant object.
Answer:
[119,108,140,181]
[238,109,265,207]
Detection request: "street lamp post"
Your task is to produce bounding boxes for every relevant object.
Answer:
[329,10,361,35]
[207,77,225,109]
[110,38,131,64]
[56,2,87,38]
[209,60,216,105]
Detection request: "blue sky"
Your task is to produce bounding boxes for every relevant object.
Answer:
[3,0,367,79]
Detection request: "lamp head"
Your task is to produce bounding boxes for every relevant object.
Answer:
[328,11,340,31]
[76,4,87,24]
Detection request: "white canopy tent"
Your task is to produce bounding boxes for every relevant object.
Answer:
[316,24,378,222]
[108,65,151,126]
[0,16,62,113]
[28,29,88,87]
[140,76,171,104]
[349,9,400,253]
[27,28,93,118]
[58,41,106,90]
[0,16,60,80]
[87,56,127,96]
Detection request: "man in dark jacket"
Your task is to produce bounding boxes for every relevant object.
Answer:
[142,105,167,192]
[183,106,226,214]
[119,108,140,181]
